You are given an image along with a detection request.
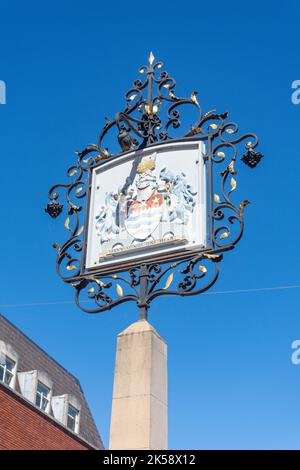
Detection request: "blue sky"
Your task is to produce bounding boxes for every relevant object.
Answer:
[0,0,299,449]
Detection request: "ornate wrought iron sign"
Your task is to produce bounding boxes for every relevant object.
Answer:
[45,52,263,320]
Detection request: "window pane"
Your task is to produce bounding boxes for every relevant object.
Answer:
[35,382,50,410]
[68,406,77,419]
[0,365,4,382]
[41,396,48,411]
[5,358,15,372]
[35,393,41,408]
[5,370,13,385]
[37,382,50,396]
[67,415,76,431]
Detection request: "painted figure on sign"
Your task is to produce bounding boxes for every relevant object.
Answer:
[95,153,197,250]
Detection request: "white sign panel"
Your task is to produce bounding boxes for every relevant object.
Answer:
[85,140,206,272]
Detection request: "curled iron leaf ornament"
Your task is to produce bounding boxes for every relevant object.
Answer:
[45,53,264,320]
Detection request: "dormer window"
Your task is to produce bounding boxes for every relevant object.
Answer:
[51,394,81,432]
[0,356,15,387]
[67,404,79,433]
[35,381,50,411]
[18,370,52,411]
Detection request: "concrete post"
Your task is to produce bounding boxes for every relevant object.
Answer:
[109,320,168,450]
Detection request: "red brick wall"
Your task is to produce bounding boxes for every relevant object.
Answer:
[0,385,93,450]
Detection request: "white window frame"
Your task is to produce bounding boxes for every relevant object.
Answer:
[67,404,80,433]
[0,355,16,387]
[35,381,51,412]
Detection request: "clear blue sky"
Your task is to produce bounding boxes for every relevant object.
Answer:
[0,0,299,449]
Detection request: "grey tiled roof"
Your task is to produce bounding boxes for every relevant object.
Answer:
[0,314,104,449]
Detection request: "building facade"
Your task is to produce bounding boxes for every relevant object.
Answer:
[0,314,104,450]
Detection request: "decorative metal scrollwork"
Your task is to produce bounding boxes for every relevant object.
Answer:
[45,53,264,319]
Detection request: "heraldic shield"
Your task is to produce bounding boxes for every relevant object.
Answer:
[125,193,163,241]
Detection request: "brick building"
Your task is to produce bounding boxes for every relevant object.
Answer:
[0,314,104,450]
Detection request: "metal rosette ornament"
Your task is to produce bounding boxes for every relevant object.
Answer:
[45,52,264,320]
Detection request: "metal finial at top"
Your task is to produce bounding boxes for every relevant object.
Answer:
[148,51,155,65]
[74,52,252,157]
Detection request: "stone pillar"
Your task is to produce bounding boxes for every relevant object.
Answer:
[109,320,167,450]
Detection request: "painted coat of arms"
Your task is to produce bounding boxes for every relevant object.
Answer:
[95,153,197,257]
